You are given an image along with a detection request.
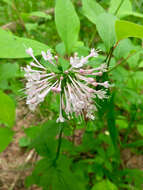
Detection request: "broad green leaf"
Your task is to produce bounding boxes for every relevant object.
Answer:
[82,0,105,25]
[26,157,86,190]
[0,63,19,81]
[109,0,143,19]
[109,0,132,18]
[0,29,49,58]
[0,91,15,127]
[116,119,128,129]
[19,136,31,147]
[55,42,66,56]
[96,13,117,52]
[129,12,143,18]
[139,61,143,68]
[127,49,142,69]
[118,11,143,19]
[0,127,14,153]
[92,179,118,190]
[55,0,80,54]
[113,39,136,59]
[107,95,120,158]
[115,20,143,41]
[29,121,59,157]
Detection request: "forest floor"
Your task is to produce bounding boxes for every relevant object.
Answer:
[0,102,143,190]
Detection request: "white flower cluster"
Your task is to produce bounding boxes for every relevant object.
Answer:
[22,48,109,122]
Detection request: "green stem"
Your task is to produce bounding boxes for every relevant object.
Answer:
[105,48,112,63]
[107,46,114,68]
[108,51,136,73]
[54,124,64,163]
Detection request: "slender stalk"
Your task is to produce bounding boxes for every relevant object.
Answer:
[106,41,120,69]
[105,48,112,63]
[54,124,64,163]
[108,51,136,73]
[107,46,114,68]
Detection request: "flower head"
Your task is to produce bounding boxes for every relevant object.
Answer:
[22,48,109,122]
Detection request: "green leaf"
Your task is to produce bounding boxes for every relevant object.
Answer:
[137,125,143,136]
[116,119,128,129]
[109,0,132,18]
[107,95,120,158]
[29,121,59,157]
[55,42,66,56]
[96,13,117,52]
[115,20,143,41]
[0,127,14,153]
[123,140,143,148]
[19,136,31,147]
[82,0,105,25]
[0,91,15,127]
[0,29,49,58]
[59,57,70,72]
[138,61,143,68]
[0,63,19,81]
[120,169,143,189]
[41,58,60,73]
[55,0,80,54]
[128,12,143,18]
[113,39,135,59]
[26,157,86,190]
[92,179,118,190]
[109,0,143,19]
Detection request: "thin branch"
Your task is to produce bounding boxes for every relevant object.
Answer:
[108,51,136,73]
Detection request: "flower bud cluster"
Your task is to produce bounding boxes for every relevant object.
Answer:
[22,48,109,122]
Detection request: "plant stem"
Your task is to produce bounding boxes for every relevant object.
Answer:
[107,46,114,68]
[54,124,64,163]
[108,51,136,73]
[105,48,112,63]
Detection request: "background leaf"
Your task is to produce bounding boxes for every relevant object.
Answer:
[82,0,105,24]
[0,127,14,153]
[107,95,120,158]
[96,13,117,51]
[109,0,132,17]
[0,91,15,127]
[115,20,143,41]
[0,63,19,81]
[55,0,80,54]
[92,179,118,190]
[109,0,143,19]
[0,29,49,58]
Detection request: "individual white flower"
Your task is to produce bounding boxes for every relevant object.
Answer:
[22,47,109,122]
[70,48,98,68]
